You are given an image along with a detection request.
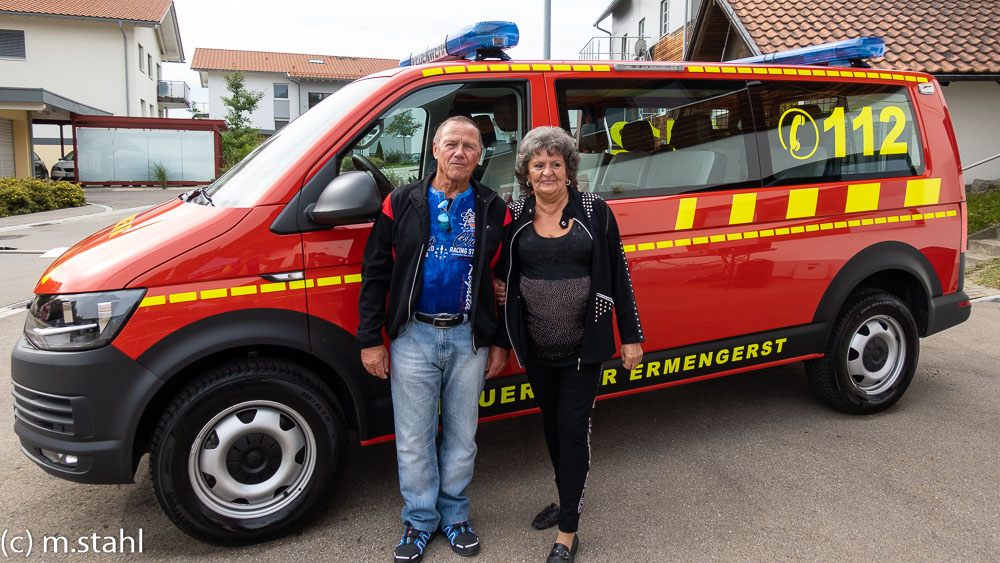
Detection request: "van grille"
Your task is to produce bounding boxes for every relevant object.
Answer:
[12,381,75,435]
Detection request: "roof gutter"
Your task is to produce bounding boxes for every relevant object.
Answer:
[119,20,130,116]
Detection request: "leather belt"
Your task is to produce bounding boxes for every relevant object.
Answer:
[414,312,466,327]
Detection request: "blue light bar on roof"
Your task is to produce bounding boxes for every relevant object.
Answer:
[400,21,519,67]
[731,37,886,66]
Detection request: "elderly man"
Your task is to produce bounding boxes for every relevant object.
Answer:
[357,116,511,562]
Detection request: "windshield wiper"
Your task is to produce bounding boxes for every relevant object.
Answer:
[179,187,215,206]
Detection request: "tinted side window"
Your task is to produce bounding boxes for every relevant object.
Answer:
[341,81,527,201]
[754,81,924,186]
[556,78,758,199]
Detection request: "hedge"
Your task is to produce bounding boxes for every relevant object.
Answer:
[0,178,87,217]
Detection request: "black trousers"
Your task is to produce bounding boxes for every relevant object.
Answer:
[526,356,602,533]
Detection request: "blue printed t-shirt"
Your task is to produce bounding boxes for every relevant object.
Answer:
[416,185,476,315]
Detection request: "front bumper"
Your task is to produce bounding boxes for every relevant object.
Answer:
[11,336,161,484]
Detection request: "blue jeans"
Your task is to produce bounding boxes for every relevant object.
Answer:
[390,316,487,531]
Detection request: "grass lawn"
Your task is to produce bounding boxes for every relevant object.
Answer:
[969,258,1000,289]
[967,189,1000,233]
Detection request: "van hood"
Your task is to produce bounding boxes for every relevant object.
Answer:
[35,199,251,295]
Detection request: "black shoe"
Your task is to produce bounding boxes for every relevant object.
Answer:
[545,535,579,563]
[441,521,480,556]
[531,503,560,530]
[394,522,433,562]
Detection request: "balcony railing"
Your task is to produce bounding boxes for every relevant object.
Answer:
[157,80,191,108]
[579,36,653,61]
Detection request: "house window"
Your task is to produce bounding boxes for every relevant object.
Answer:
[273,84,289,99]
[638,18,645,40]
[274,120,288,131]
[621,33,627,59]
[661,0,670,36]
[156,63,161,81]
[140,99,146,116]
[308,92,331,108]
[0,29,26,59]
[139,44,145,73]
[147,53,153,77]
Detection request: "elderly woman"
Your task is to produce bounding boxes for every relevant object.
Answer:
[497,126,644,563]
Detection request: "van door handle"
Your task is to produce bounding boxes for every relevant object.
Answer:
[260,271,305,282]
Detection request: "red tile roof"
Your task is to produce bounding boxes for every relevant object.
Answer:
[728,0,1000,74]
[0,0,172,23]
[191,48,398,81]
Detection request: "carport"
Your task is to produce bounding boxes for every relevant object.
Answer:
[0,87,108,179]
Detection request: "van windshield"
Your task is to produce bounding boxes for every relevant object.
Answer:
[197,76,389,207]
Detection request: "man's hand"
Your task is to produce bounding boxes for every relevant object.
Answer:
[621,343,643,371]
[494,279,507,306]
[361,345,389,379]
[485,346,509,379]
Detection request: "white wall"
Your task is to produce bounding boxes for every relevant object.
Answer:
[611,0,702,40]
[205,71,347,132]
[0,14,166,117]
[941,81,1000,181]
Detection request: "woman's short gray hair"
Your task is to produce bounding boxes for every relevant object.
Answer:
[514,126,580,191]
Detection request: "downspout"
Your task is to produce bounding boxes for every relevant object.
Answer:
[119,21,130,116]
[594,21,612,60]
[285,73,301,118]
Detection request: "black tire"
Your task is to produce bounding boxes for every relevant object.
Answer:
[806,291,920,414]
[149,358,346,545]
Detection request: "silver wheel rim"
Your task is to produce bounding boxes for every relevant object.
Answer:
[845,314,906,395]
[188,400,317,519]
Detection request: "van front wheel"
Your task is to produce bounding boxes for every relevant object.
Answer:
[149,359,346,545]
[807,292,919,414]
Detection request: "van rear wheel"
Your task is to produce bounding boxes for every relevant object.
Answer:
[807,291,919,414]
[149,359,346,545]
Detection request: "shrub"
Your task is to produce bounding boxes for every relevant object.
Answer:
[0,178,86,217]
[384,150,407,166]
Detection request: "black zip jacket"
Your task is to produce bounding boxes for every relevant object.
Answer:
[357,175,511,350]
[499,189,644,367]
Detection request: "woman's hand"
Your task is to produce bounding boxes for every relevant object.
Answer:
[621,343,643,371]
[494,279,507,306]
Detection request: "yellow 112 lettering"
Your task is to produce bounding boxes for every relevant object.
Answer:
[822,105,908,158]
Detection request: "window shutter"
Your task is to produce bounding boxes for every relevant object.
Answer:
[0,29,26,59]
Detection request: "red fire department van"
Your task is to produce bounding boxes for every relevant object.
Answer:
[12,22,970,544]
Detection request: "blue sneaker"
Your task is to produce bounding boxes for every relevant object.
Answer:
[394,522,432,562]
[441,522,480,556]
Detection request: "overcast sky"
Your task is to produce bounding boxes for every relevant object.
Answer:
[161,0,614,105]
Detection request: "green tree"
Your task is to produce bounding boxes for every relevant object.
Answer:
[386,110,421,154]
[374,141,384,161]
[220,71,265,170]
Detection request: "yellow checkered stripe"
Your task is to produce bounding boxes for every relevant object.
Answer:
[686,65,929,83]
[421,63,612,77]
[418,63,928,84]
[669,178,941,232]
[624,208,956,254]
[138,274,362,308]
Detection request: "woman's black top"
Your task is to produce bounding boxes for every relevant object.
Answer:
[517,220,592,365]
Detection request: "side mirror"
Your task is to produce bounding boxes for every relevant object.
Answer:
[308,171,381,225]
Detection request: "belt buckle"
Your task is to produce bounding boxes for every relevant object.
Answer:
[432,315,456,327]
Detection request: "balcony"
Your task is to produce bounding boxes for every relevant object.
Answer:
[579,35,653,61]
[157,80,191,109]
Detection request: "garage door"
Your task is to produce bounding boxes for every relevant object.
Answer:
[0,118,15,178]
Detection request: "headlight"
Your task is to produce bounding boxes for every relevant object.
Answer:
[24,289,145,351]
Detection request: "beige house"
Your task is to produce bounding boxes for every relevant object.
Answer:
[0,0,187,177]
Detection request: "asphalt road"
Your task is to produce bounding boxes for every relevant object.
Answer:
[1,191,998,561]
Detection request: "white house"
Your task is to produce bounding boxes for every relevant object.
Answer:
[583,0,702,60]
[191,48,397,135]
[0,0,189,177]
